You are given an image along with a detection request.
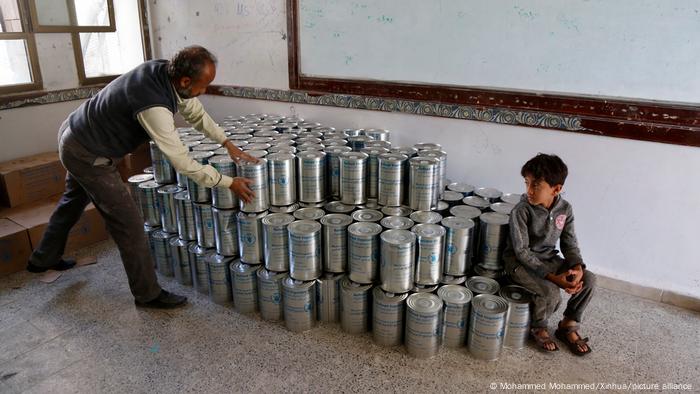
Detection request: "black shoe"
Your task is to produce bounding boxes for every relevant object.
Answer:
[135,290,188,309]
[27,259,77,273]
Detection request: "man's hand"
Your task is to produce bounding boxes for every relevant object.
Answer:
[230,177,256,203]
[223,140,259,164]
[546,271,578,291]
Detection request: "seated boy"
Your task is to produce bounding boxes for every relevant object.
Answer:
[503,153,596,356]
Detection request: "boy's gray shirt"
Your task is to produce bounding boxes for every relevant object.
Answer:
[504,194,585,278]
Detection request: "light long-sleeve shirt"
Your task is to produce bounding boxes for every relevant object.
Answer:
[136,87,233,188]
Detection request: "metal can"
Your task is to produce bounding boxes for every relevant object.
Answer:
[324,201,355,214]
[193,202,215,248]
[441,191,464,207]
[490,202,515,215]
[442,216,476,276]
[192,143,222,152]
[381,206,412,217]
[293,207,325,221]
[149,141,175,184]
[466,276,501,296]
[174,191,196,241]
[237,159,269,213]
[261,213,294,272]
[338,151,368,205]
[320,214,353,273]
[343,128,362,137]
[138,180,161,227]
[187,151,214,203]
[380,216,414,230]
[478,212,510,270]
[348,222,383,284]
[372,288,408,346]
[463,195,491,211]
[127,173,153,217]
[267,153,297,206]
[450,205,482,220]
[340,276,373,334]
[467,294,508,360]
[364,128,390,141]
[351,209,383,223]
[236,210,267,264]
[296,151,326,203]
[408,157,439,211]
[440,275,467,285]
[447,182,475,197]
[157,184,181,233]
[269,202,299,214]
[298,201,326,209]
[413,142,442,152]
[152,230,175,277]
[409,211,443,225]
[282,277,317,332]
[288,220,322,280]
[257,268,286,321]
[377,153,407,207]
[500,193,521,205]
[359,199,381,210]
[405,293,443,358]
[438,285,473,348]
[212,207,239,257]
[348,135,372,151]
[316,272,343,322]
[417,150,447,199]
[231,260,260,313]
[188,244,215,294]
[412,224,446,286]
[380,229,416,293]
[207,253,234,304]
[365,140,391,150]
[435,201,450,217]
[324,146,352,199]
[473,265,506,282]
[360,147,388,200]
[411,284,439,293]
[475,187,503,203]
[169,237,194,286]
[209,155,239,209]
[499,285,532,349]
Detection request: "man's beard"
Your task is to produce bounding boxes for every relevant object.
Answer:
[176,86,194,99]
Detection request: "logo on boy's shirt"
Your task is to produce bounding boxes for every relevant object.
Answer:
[555,214,567,230]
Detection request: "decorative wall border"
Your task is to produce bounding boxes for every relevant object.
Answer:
[0,87,103,110]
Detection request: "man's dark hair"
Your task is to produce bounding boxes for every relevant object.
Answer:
[167,45,218,82]
[521,153,568,186]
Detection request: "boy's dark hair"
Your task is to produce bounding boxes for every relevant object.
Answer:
[521,153,568,186]
[167,45,218,82]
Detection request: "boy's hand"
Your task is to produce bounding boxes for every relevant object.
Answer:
[546,271,578,290]
[567,265,584,285]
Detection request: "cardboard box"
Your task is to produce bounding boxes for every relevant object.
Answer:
[117,143,152,182]
[0,152,66,208]
[0,195,109,254]
[0,218,32,276]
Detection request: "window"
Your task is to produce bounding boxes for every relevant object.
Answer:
[28,0,115,33]
[72,0,145,85]
[0,0,42,94]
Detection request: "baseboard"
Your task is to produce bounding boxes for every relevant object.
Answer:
[598,274,700,312]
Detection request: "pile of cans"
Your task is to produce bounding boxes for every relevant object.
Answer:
[127,113,532,360]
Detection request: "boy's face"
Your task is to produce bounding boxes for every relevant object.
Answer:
[524,175,562,208]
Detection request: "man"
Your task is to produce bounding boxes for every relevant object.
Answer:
[27,46,257,309]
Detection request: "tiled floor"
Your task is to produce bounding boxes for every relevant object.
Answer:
[1,240,698,393]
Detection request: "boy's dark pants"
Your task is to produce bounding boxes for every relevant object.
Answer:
[509,257,596,329]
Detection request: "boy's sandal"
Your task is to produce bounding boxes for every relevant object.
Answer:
[529,328,559,352]
[554,324,592,356]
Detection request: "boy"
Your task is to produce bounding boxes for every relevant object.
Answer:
[503,153,596,356]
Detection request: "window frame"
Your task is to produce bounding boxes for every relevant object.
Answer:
[27,0,116,33]
[0,0,42,95]
[70,0,150,86]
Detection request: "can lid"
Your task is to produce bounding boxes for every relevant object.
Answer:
[340,151,368,161]
[364,141,391,149]
[499,285,533,304]
[473,265,505,279]
[380,229,415,244]
[500,193,522,205]
[380,216,414,230]
[466,276,501,295]
[436,201,449,212]
[406,293,443,313]
[157,184,182,194]
[267,152,296,161]
[348,222,383,236]
[283,276,315,289]
[288,220,322,234]
[237,210,269,219]
[409,211,443,224]
[490,202,515,215]
[249,136,274,143]
[380,206,412,217]
[441,191,464,202]
[438,285,473,305]
[359,199,380,210]
[262,213,295,226]
[293,207,325,221]
[462,196,491,209]
[192,143,222,151]
[138,180,160,190]
[210,253,234,265]
[268,146,297,154]
[297,150,326,159]
[318,272,343,281]
[341,276,372,291]
[324,146,353,154]
[447,182,475,194]
[449,205,481,220]
[324,201,355,213]
[152,230,175,239]
[352,209,383,223]
[213,148,229,156]
[246,150,268,158]
[269,203,299,213]
[480,212,510,225]
[243,143,272,151]
[391,146,418,156]
[127,173,153,184]
[373,287,409,302]
[189,151,215,161]
[440,275,467,285]
[232,260,259,273]
[475,187,503,200]
[472,294,509,314]
[408,156,439,166]
[441,216,475,230]
[360,147,389,156]
[413,142,442,151]
[170,237,191,247]
[257,267,286,280]
[320,213,353,227]
[411,223,446,238]
[378,153,408,163]
[417,150,447,160]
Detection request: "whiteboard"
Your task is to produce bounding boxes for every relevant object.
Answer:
[299,0,700,103]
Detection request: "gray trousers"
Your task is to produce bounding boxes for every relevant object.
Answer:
[29,122,161,303]
[509,257,596,329]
